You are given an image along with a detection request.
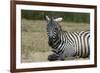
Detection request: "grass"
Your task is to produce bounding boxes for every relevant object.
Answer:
[21,19,89,63]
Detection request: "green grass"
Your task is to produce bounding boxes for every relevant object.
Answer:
[21,19,89,62]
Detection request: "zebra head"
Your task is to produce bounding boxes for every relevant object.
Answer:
[46,16,63,39]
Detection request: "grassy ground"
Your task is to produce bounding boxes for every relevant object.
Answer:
[21,19,89,63]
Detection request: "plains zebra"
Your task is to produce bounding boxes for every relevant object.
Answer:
[46,16,90,61]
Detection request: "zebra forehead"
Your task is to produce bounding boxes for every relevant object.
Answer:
[48,19,58,26]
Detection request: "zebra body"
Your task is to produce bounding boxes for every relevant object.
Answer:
[46,16,90,61]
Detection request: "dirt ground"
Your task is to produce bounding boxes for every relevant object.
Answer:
[22,51,52,62]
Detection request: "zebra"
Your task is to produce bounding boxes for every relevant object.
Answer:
[46,16,90,61]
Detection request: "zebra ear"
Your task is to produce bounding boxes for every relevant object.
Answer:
[54,17,63,22]
[46,16,50,21]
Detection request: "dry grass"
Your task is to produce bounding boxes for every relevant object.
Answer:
[21,19,89,63]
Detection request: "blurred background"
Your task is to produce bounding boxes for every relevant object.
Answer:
[21,10,90,23]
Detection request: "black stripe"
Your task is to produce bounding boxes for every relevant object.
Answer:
[66,32,74,44]
[53,39,61,49]
[70,32,79,56]
[87,34,90,57]
[83,32,89,57]
[79,31,85,57]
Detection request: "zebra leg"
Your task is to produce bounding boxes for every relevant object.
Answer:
[58,56,65,61]
[48,53,59,61]
[58,54,65,61]
[58,47,76,61]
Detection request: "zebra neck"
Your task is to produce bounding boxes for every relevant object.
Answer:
[48,34,61,48]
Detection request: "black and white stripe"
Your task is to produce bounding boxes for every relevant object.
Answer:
[46,16,90,61]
